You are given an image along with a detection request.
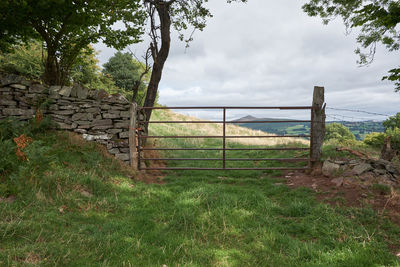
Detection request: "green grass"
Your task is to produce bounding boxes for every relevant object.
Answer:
[0,113,399,266]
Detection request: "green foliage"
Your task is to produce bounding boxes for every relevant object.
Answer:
[0,0,145,85]
[102,52,149,104]
[302,0,400,92]
[0,117,52,181]
[325,123,356,142]
[386,127,400,150]
[0,41,44,79]
[363,132,386,147]
[0,42,119,93]
[383,112,400,130]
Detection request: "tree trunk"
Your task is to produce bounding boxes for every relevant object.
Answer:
[43,49,63,86]
[143,2,172,134]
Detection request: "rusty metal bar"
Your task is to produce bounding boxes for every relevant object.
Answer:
[140,120,311,124]
[223,108,226,169]
[138,130,142,170]
[142,167,310,171]
[142,158,309,162]
[139,135,311,139]
[309,106,314,168]
[139,147,309,151]
[138,106,312,110]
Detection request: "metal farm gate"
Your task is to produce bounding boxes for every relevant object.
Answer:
[128,87,326,171]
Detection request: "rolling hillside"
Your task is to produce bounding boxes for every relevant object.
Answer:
[234,115,385,140]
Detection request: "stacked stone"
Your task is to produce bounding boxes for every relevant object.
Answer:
[0,73,132,164]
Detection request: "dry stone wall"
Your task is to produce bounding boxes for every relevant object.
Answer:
[0,73,132,164]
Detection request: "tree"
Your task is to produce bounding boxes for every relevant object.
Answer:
[325,123,355,141]
[383,112,400,130]
[102,51,150,104]
[0,42,119,93]
[0,0,145,86]
[137,0,247,132]
[0,41,44,80]
[302,0,400,92]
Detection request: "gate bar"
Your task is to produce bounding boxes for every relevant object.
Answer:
[139,135,311,139]
[138,106,312,110]
[142,158,309,161]
[223,108,226,169]
[141,167,310,171]
[139,147,309,151]
[139,120,311,124]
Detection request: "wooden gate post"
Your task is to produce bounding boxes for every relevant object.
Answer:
[311,86,326,167]
[129,102,138,170]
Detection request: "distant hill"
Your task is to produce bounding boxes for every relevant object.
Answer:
[232,116,385,140]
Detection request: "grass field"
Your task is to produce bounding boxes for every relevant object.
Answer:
[0,111,399,266]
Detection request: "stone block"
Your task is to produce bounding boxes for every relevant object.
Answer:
[72,113,88,121]
[9,84,26,90]
[103,113,120,119]
[114,121,129,128]
[92,125,113,130]
[101,104,111,110]
[0,99,17,106]
[3,108,35,116]
[322,161,340,177]
[29,84,46,93]
[59,86,72,97]
[86,107,100,113]
[0,87,11,92]
[78,103,93,108]
[49,86,62,94]
[108,148,120,154]
[119,131,129,139]
[352,163,373,175]
[107,129,123,134]
[91,119,112,126]
[110,105,126,110]
[59,105,76,110]
[82,133,113,141]
[120,111,131,118]
[77,85,88,99]
[119,147,129,153]
[115,153,130,161]
[53,110,74,115]
[74,129,87,134]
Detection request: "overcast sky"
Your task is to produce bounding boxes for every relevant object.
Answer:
[94,0,399,121]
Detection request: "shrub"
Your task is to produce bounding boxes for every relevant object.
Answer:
[383,112,400,131]
[386,127,400,150]
[363,132,386,148]
[325,123,355,142]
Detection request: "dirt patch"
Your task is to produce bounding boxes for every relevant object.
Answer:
[284,171,400,224]
[135,147,166,184]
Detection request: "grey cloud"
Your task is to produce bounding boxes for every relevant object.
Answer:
[94,0,400,121]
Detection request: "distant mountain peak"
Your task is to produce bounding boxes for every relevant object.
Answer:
[236,115,258,121]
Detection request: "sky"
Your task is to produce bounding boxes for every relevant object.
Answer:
[94,0,400,121]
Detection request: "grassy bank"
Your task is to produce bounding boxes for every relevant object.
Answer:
[0,112,399,266]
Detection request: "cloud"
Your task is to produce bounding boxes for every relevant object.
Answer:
[94,0,400,120]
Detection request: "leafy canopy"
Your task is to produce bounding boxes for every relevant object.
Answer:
[102,51,150,104]
[302,0,400,92]
[383,112,400,131]
[0,41,119,93]
[325,123,356,141]
[0,0,145,85]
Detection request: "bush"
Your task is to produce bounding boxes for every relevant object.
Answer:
[325,123,355,142]
[363,128,400,150]
[0,117,52,181]
[386,127,400,150]
[363,132,386,148]
[383,112,400,131]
